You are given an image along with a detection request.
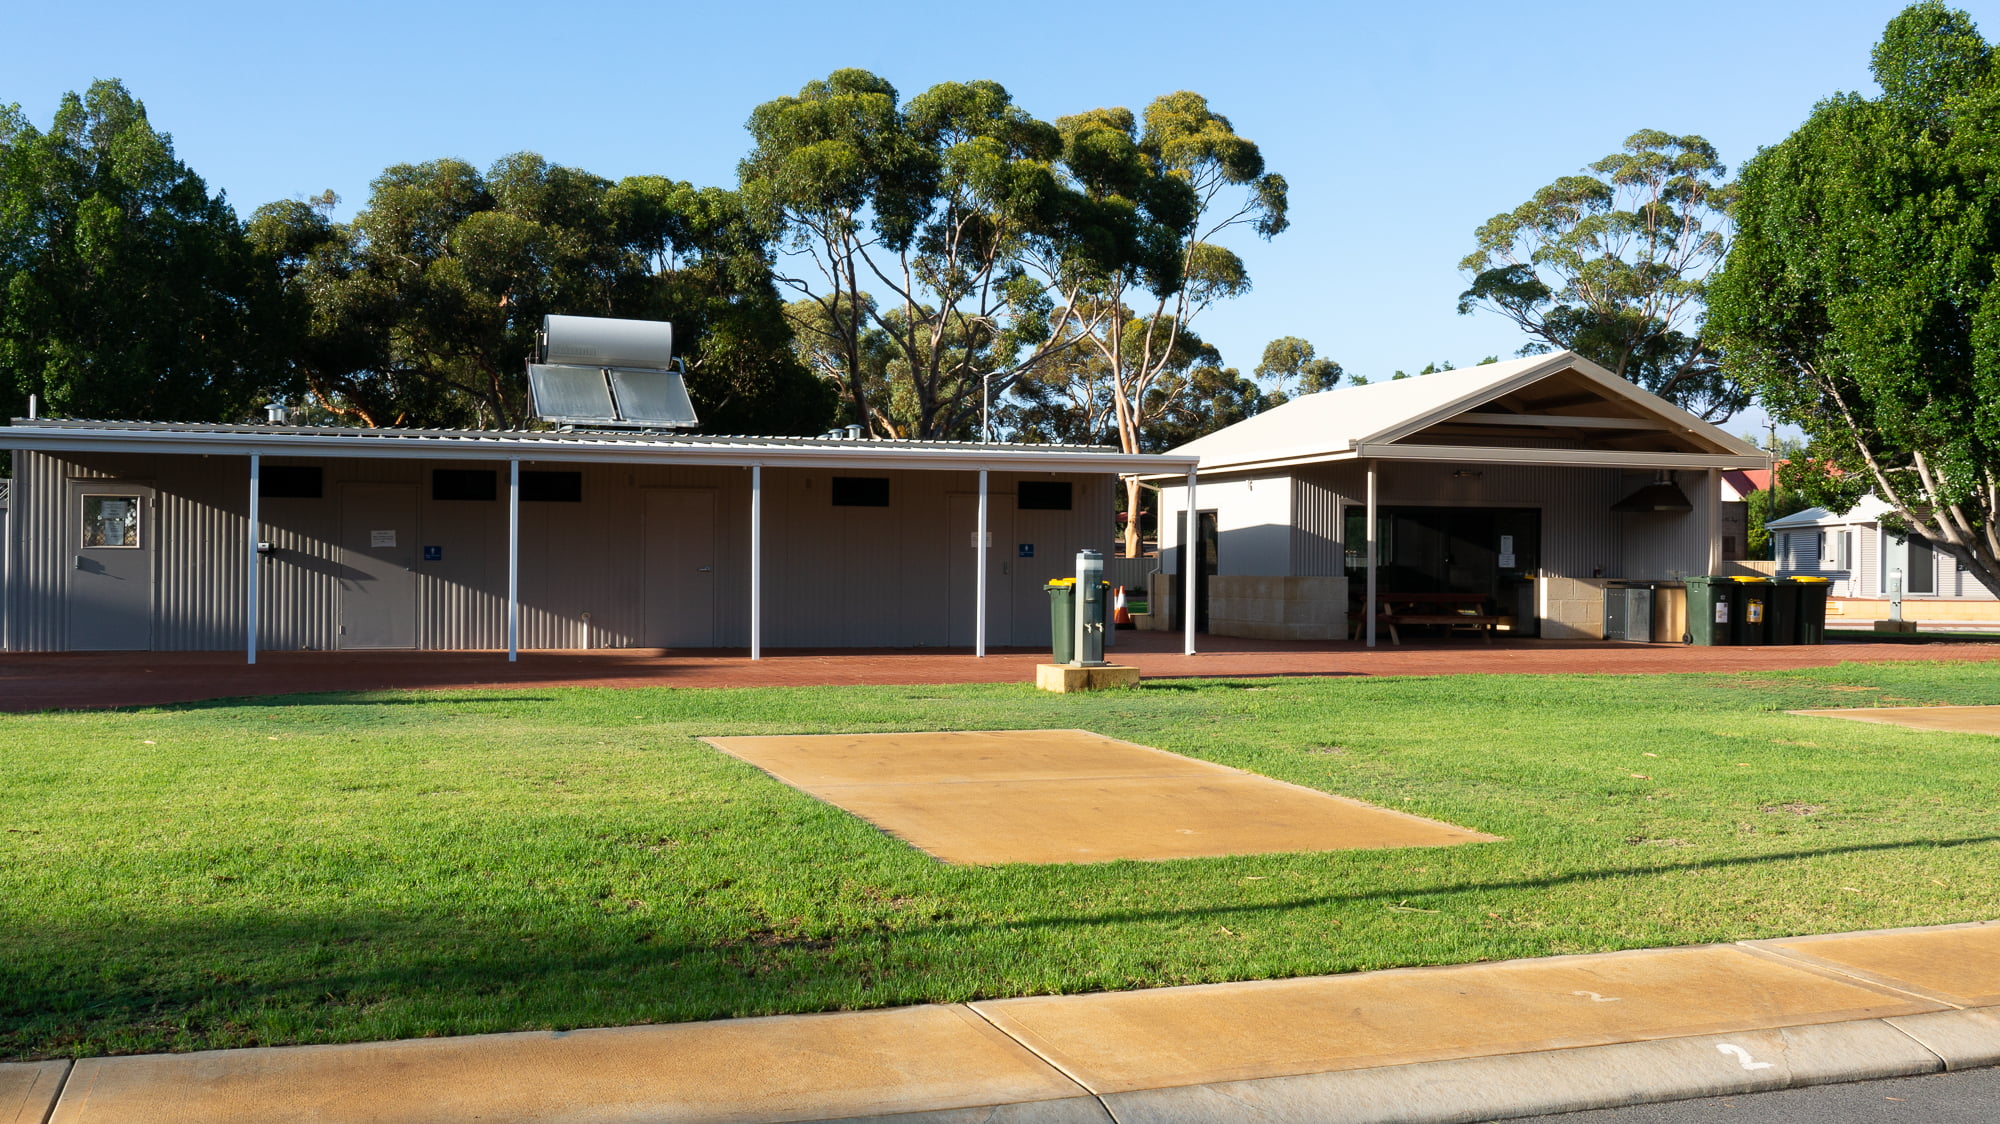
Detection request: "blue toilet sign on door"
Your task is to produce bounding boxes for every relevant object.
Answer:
[1018,543,1034,558]
[423,545,442,562]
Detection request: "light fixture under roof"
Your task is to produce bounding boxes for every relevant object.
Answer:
[527,314,698,430]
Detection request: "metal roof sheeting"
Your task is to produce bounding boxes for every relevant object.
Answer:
[1160,351,1768,476]
[1,419,1195,474]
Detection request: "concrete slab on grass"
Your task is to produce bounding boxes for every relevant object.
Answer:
[703,730,1499,865]
[47,1005,1093,1124]
[1757,921,2000,1007]
[706,729,1236,787]
[1788,704,2000,735]
[970,943,1945,1094]
[2,1061,68,1124]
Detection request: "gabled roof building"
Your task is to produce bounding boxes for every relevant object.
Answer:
[1151,351,1770,643]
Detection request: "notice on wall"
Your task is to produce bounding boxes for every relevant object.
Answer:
[1499,535,1514,554]
[1498,553,1516,568]
[370,530,397,548]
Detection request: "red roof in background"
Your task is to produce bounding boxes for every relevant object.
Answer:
[1721,467,1771,498]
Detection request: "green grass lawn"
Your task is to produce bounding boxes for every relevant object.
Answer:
[5,663,2000,1059]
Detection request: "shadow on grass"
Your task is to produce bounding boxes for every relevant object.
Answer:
[8,832,1998,1061]
[964,834,2000,935]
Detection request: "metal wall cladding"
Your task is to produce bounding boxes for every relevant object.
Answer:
[7,451,1118,651]
[760,469,1110,649]
[1290,475,1342,576]
[155,466,248,650]
[1615,469,1714,579]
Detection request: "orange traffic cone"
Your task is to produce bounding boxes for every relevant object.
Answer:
[1113,585,1134,629]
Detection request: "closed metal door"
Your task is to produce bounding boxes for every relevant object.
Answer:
[949,493,1014,647]
[68,484,154,650]
[339,484,417,649]
[643,490,716,648]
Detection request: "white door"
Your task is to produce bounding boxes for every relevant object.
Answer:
[68,483,154,650]
[948,493,1014,647]
[643,490,716,648]
[339,485,418,649]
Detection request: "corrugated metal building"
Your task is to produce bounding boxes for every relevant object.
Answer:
[1152,352,1771,642]
[0,422,1194,656]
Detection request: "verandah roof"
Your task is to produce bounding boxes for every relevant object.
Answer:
[1147,351,1768,478]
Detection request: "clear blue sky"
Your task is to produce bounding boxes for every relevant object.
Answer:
[8,0,1979,438]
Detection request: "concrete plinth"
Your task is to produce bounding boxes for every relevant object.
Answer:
[1034,664,1141,692]
[1873,619,1919,633]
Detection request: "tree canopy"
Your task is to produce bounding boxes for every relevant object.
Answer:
[0,80,275,426]
[1459,131,1744,421]
[251,154,833,433]
[1708,0,2000,595]
[1254,336,1343,395]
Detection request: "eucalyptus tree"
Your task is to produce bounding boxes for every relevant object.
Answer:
[1050,93,1288,554]
[741,70,1120,441]
[0,80,274,429]
[250,155,831,433]
[1254,336,1344,395]
[1458,130,1743,421]
[1708,0,2000,594]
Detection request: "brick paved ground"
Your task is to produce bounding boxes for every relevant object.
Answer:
[4,629,1997,713]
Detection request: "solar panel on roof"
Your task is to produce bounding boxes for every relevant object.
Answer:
[607,368,700,429]
[527,364,617,422]
[527,315,699,430]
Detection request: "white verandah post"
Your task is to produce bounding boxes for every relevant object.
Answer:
[1706,467,1722,576]
[247,454,260,665]
[507,459,519,662]
[1366,460,1378,649]
[976,469,989,658]
[750,463,762,661]
[1184,467,1197,656]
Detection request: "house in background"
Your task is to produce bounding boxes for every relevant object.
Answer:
[0,420,1193,656]
[1150,351,1770,643]
[1766,497,1999,618]
[1718,466,1770,562]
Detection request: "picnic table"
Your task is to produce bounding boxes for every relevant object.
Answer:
[1352,591,1501,644]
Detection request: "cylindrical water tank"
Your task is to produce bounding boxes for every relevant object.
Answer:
[541,315,674,370]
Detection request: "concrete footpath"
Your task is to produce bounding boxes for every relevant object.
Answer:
[7,922,1999,1124]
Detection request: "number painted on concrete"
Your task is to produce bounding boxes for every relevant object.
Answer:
[1717,1043,1775,1070]
[1571,990,1622,1002]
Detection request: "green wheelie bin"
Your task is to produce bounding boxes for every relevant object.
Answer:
[1764,578,1800,645]
[1046,580,1076,664]
[1684,575,1734,645]
[1786,576,1832,644]
[1731,576,1773,645]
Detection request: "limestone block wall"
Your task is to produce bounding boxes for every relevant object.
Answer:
[1208,575,1348,641]
[1542,576,1608,640]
